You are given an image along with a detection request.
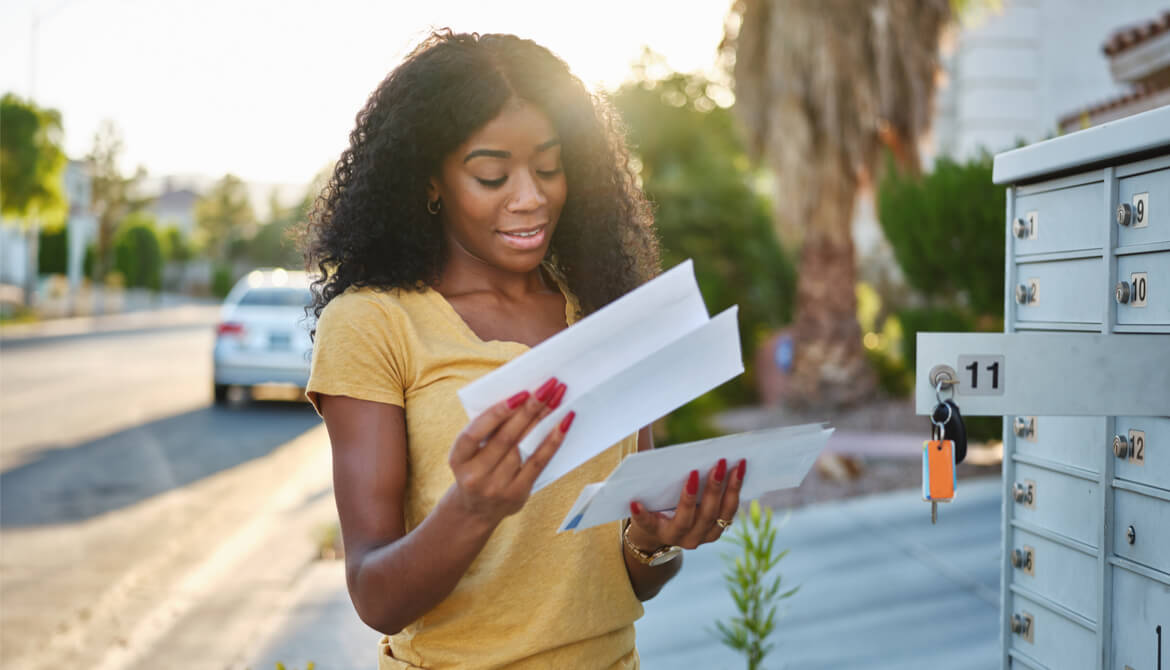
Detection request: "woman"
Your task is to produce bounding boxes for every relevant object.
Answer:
[303,30,747,669]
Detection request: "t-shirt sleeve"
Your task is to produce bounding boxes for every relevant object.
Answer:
[305,292,407,415]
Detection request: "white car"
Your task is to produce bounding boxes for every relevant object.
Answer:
[213,268,315,404]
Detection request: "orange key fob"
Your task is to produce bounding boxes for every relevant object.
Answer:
[924,439,956,502]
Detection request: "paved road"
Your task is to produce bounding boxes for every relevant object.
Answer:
[0,323,323,670]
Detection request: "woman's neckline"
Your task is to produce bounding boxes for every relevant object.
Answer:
[426,263,574,351]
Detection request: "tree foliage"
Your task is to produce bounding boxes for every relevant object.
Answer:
[87,120,150,279]
[1,93,67,226]
[195,173,255,262]
[113,213,164,291]
[613,64,796,442]
[241,188,312,269]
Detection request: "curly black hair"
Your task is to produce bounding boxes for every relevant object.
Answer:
[303,30,660,328]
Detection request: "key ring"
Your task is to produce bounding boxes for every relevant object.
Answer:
[930,399,952,441]
[935,377,956,406]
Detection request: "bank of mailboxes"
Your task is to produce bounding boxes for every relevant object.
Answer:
[917,106,1170,670]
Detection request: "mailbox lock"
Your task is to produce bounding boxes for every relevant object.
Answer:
[1117,202,1133,226]
[1010,612,1034,642]
[1013,481,1036,507]
[1015,283,1035,305]
[1011,549,1024,568]
[1013,217,1031,239]
[1116,281,1132,304]
[1014,417,1034,438]
[1126,525,1136,545]
[1113,435,1130,459]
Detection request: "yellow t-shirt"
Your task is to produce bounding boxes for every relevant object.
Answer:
[306,278,644,670]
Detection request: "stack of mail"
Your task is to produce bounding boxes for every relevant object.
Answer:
[559,423,833,532]
[458,260,744,493]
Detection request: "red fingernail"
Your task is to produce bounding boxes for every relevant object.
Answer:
[630,501,642,515]
[559,410,576,433]
[547,383,567,409]
[736,459,746,481]
[686,470,699,495]
[535,377,558,402]
[506,391,529,409]
[715,458,727,482]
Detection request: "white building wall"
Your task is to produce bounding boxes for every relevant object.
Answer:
[0,221,29,287]
[932,0,1166,161]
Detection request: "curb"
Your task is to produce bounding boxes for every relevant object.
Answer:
[0,305,221,345]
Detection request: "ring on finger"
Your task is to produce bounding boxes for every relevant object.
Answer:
[716,518,732,529]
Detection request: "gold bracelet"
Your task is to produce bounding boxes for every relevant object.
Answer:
[623,519,682,567]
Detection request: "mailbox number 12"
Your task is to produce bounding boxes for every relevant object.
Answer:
[957,355,1006,396]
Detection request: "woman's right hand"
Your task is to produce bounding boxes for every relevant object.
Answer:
[447,377,573,525]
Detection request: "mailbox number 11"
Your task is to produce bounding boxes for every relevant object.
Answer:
[957,355,1006,396]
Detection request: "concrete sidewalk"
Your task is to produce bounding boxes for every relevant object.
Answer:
[0,303,220,345]
[246,478,1003,670]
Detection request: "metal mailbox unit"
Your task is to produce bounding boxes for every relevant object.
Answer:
[916,105,1170,670]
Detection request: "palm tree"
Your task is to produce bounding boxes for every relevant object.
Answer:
[725,0,952,408]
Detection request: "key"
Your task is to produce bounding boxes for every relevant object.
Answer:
[924,401,958,524]
[932,399,968,465]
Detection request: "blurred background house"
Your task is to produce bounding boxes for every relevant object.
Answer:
[855,1,1170,281]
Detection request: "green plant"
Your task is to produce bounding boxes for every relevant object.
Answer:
[274,662,315,670]
[113,214,164,291]
[714,500,798,670]
[614,61,797,443]
[877,151,1006,317]
[160,225,193,262]
[895,307,974,377]
[212,264,234,298]
[83,244,97,279]
[38,224,68,275]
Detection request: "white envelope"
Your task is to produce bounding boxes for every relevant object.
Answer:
[456,259,745,492]
[559,423,833,532]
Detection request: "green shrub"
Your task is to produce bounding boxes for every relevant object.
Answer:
[38,225,68,275]
[212,264,234,298]
[896,307,974,374]
[113,215,163,291]
[877,151,1006,317]
[160,225,193,262]
[865,347,913,397]
[83,244,96,279]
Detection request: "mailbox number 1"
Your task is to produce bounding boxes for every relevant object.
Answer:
[957,355,1005,396]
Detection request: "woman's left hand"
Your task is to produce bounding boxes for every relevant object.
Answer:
[627,458,746,551]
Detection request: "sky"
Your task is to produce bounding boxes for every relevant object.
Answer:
[1,0,734,189]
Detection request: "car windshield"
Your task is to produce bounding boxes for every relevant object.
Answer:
[238,287,311,307]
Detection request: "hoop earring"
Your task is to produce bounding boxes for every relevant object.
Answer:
[427,198,441,215]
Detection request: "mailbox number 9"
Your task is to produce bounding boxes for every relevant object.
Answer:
[1132,192,1148,228]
